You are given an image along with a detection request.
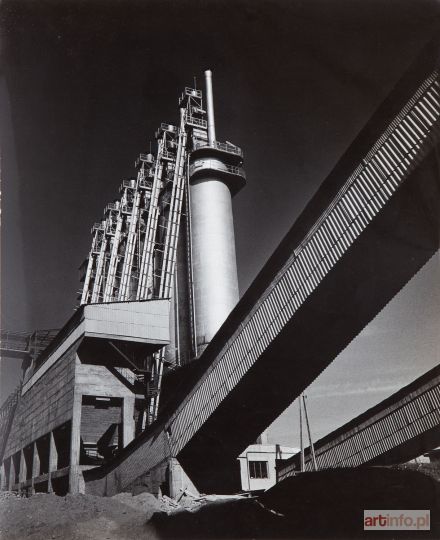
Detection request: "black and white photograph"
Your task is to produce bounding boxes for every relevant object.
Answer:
[0,0,439,538]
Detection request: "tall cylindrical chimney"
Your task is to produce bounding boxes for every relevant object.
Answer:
[204,70,216,145]
[188,70,245,354]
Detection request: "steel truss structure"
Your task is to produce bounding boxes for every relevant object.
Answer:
[78,86,210,425]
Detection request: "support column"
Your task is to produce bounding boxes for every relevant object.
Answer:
[48,432,58,493]
[0,463,6,491]
[69,391,83,493]
[9,457,15,491]
[168,458,200,500]
[31,441,40,494]
[122,396,135,447]
[19,450,26,490]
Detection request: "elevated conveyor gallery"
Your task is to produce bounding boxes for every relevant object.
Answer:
[277,364,440,480]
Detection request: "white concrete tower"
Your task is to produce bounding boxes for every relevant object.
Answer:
[188,70,246,352]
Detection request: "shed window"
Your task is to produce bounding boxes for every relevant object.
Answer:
[249,461,268,479]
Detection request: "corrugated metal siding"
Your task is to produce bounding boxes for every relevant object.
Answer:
[84,300,170,343]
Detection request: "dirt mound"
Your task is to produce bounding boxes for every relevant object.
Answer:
[259,466,440,538]
[260,466,438,516]
[111,491,165,516]
[151,467,440,538]
[0,491,159,540]
[150,497,277,539]
[394,462,440,482]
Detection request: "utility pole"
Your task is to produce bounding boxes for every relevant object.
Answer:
[302,393,318,471]
[299,394,305,472]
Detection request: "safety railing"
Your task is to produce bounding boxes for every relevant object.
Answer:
[137,153,154,164]
[189,160,245,178]
[119,179,136,192]
[161,150,176,161]
[184,87,202,99]
[105,224,117,236]
[186,116,207,129]
[159,123,177,134]
[192,139,243,158]
[104,202,118,214]
[91,222,105,234]
[139,178,153,190]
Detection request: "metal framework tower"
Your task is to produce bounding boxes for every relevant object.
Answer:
[78,71,246,425]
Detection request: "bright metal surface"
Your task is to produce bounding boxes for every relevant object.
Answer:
[190,178,240,346]
[204,70,216,144]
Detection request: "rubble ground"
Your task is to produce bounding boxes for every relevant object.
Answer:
[0,491,169,540]
[0,489,220,540]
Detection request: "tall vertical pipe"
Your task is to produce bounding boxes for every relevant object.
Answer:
[204,70,216,145]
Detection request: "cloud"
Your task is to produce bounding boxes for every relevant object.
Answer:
[309,381,401,400]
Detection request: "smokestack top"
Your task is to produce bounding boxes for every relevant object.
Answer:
[204,70,216,144]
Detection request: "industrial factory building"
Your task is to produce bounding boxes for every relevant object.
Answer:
[0,71,246,495]
[1,33,439,502]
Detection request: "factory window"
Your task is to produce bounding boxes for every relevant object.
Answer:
[249,460,268,479]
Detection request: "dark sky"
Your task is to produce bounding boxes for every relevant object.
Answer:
[1,0,439,442]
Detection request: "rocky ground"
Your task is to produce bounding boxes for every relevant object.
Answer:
[0,491,158,539]
[0,489,221,540]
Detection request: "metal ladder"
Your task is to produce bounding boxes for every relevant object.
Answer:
[80,224,101,305]
[90,229,108,303]
[148,109,189,424]
[103,209,124,302]
[136,137,166,300]
[118,187,142,301]
[158,109,188,298]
